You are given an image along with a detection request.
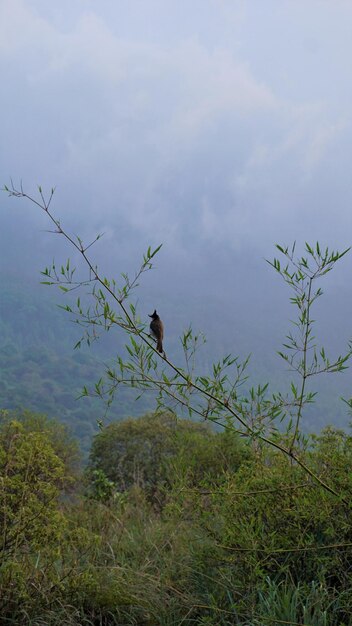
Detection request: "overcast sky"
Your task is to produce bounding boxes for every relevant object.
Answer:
[1,0,351,343]
[1,0,352,249]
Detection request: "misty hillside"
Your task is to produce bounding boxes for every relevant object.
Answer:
[1,259,351,454]
[0,276,157,451]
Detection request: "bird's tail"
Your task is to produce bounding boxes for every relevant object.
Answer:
[157,338,163,353]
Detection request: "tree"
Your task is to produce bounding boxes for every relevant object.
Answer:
[86,412,248,504]
[3,182,352,500]
[0,419,67,559]
[0,409,80,489]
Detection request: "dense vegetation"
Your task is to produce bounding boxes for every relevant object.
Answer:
[1,409,352,625]
[0,278,155,452]
[3,186,352,624]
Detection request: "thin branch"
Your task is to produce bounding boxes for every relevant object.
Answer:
[4,184,347,501]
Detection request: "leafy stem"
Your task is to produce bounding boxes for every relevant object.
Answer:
[4,183,351,501]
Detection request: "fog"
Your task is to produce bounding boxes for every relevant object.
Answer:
[1,0,352,429]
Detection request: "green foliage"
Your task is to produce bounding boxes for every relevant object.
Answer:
[0,409,81,486]
[86,412,248,506]
[0,419,66,552]
[0,412,352,624]
[4,183,352,623]
[6,183,352,501]
[254,578,341,626]
[268,242,352,453]
[0,413,84,622]
[85,468,117,503]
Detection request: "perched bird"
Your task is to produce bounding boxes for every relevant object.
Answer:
[149,310,164,354]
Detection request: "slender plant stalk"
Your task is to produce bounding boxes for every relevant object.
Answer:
[290,275,313,453]
[3,184,349,502]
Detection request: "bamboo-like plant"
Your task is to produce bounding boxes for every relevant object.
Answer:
[3,182,352,500]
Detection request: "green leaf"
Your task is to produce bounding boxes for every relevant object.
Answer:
[149,243,163,259]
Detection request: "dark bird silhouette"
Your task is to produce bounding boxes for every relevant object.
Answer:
[149,310,164,353]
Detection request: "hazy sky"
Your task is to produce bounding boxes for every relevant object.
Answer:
[1,0,352,427]
[2,0,352,251]
[1,0,352,336]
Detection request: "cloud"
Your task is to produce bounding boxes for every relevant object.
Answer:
[0,0,50,55]
[1,0,352,259]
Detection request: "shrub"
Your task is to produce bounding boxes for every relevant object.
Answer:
[86,412,248,505]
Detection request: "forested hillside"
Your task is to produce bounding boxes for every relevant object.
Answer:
[1,269,351,457]
[0,277,154,451]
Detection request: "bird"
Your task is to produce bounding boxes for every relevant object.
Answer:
[149,310,164,354]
